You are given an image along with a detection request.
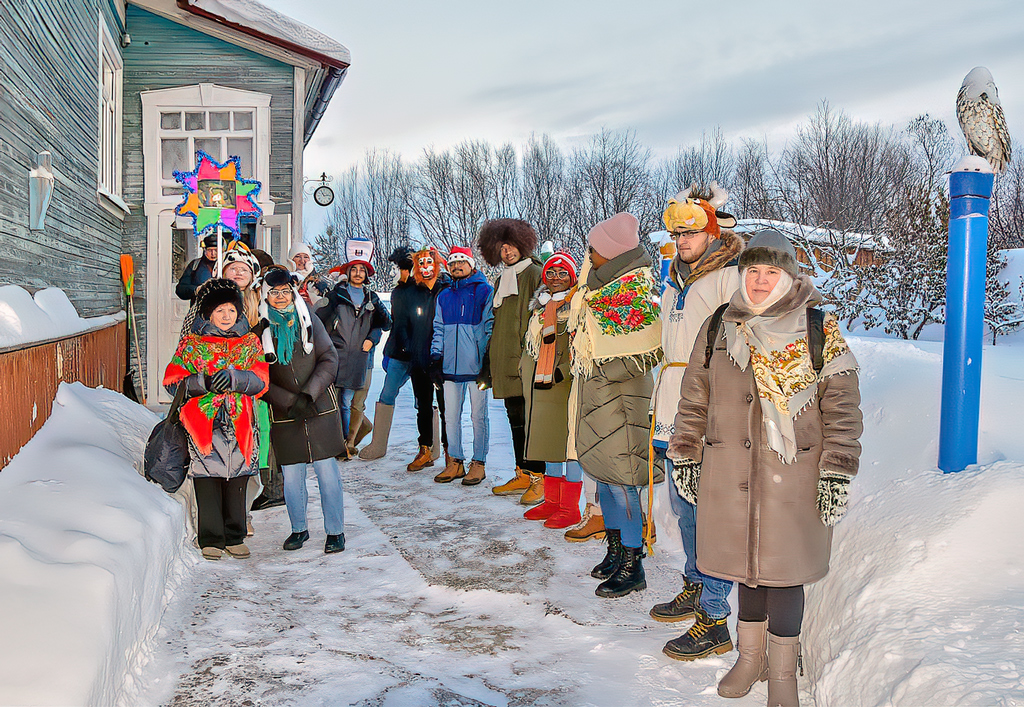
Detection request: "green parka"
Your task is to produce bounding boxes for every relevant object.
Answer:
[489,257,542,399]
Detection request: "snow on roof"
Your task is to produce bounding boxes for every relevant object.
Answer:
[184,0,351,67]
[736,218,890,251]
[0,286,123,352]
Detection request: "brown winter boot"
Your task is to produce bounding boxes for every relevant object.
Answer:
[354,417,373,446]
[767,633,801,707]
[462,461,486,486]
[492,466,532,496]
[359,403,393,460]
[407,445,434,472]
[718,620,769,698]
[564,503,606,542]
[519,472,545,506]
[434,459,466,483]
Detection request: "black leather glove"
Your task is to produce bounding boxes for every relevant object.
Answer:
[209,369,231,393]
[554,368,565,384]
[286,393,315,420]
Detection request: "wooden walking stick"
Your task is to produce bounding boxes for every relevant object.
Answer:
[119,254,147,405]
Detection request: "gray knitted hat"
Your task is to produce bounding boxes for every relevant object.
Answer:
[738,229,799,279]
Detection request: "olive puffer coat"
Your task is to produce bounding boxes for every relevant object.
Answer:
[260,315,346,466]
[316,284,391,388]
[668,279,863,587]
[520,286,573,462]
[489,257,542,399]
[575,248,664,487]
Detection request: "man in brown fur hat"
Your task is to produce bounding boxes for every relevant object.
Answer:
[476,219,546,504]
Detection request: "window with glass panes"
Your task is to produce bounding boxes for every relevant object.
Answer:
[157,109,255,198]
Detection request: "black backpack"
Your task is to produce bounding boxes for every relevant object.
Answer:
[703,304,826,375]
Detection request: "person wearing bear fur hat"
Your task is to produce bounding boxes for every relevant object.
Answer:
[477,219,547,504]
[649,186,745,661]
[668,229,862,706]
[259,266,347,554]
[570,212,663,600]
[163,279,269,560]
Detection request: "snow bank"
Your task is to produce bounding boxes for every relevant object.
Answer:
[0,383,194,707]
[803,337,1024,706]
[0,285,122,350]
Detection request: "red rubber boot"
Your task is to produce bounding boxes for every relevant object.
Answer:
[545,479,583,528]
[524,476,561,521]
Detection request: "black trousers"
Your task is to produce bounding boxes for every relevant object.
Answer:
[410,366,447,449]
[503,396,545,474]
[193,476,249,549]
[738,584,805,637]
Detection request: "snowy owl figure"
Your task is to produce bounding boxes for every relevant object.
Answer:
[956,66,1012,173]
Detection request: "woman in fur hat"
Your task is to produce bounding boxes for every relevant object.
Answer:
[259,266,347,554]
[163,280,269,561]
[668,230,863,707]
[477,219,547,504]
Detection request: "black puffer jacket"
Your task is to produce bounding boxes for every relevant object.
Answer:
[316,284,392,388]
[260,315,346,465]
[386,275,450,369]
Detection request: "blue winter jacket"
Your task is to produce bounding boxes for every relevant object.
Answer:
[431,269,494,381]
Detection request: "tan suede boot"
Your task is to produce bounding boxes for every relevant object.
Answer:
[358,403,393,460]
[519,473,545,506]
[462,461,486,486]
[407,445,434,472]
[564,503,606,542]
[434,459,466,483]
[718,620,768,698]
[767,633,801,707]
[492,467,531,496]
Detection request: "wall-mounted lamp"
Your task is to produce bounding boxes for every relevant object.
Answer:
[29,151,54,231]
[121,33,131,47]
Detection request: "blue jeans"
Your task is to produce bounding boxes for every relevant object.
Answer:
[442,380,489,462]
[282,458,345,535]
[337,387,357,437]
[668,460,733,619]
[378,359,412,406]
[597,482,643,548]
[545,460,583,483]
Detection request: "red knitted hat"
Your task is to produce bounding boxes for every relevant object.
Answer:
[541,251,578,285]
[447,245,475,268]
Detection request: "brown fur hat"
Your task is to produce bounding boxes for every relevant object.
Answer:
[477,219,538,267]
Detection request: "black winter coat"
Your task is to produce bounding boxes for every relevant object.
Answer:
[316,285,392,388]
[387,276,450,369]
[175,257,216,301]
[259,315,346,465]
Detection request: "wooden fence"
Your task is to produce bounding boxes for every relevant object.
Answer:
[0,320,127,469]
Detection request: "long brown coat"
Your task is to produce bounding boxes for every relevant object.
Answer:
[668,283,863,587]
[489,258,542,399]
[520,289,573,462]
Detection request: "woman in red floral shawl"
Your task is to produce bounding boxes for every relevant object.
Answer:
[163,280,269,561]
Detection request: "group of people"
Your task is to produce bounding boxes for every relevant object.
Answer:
[165,181,863,706]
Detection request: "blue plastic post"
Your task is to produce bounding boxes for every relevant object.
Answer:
[938,170,994,473]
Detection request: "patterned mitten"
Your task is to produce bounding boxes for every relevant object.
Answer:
[671,458,702,505]
[816,471,852,527]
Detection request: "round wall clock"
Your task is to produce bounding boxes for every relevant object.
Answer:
[313,185,335,207]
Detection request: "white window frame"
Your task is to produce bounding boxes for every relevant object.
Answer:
[97,17,126,217]
[140,84,273,210]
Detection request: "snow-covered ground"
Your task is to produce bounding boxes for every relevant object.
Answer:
[0,285,123,350]
[2,333,1024,706]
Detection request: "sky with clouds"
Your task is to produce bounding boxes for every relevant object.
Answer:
[260,0,1024,230]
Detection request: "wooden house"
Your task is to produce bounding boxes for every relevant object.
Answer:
[0,0,350,403]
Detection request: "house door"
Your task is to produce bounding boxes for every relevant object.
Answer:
[257,214,292,265]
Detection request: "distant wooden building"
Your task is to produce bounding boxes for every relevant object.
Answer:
[735,219,884,272]
[1,0,350,402]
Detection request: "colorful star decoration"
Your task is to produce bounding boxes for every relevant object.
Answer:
[173,151,262,239]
